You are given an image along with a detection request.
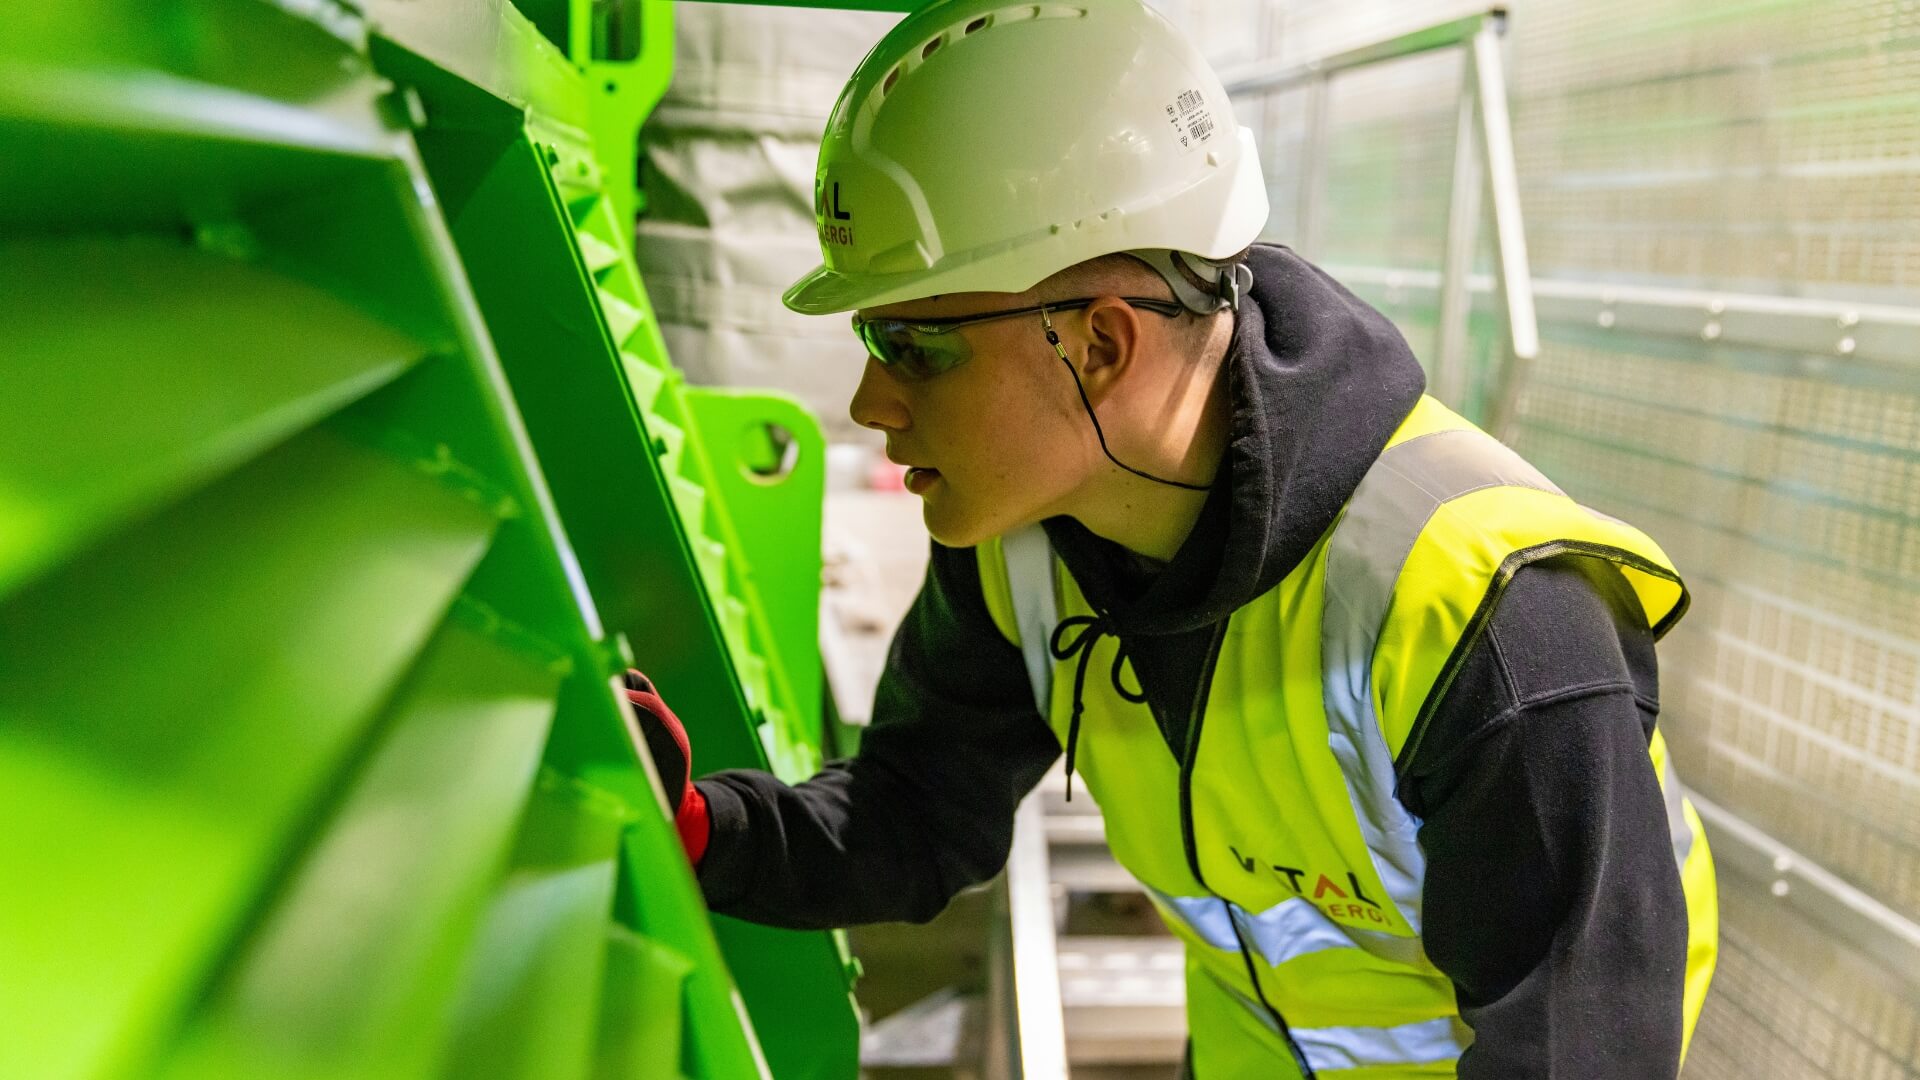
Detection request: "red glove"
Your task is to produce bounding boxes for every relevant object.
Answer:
[624,670,710,866]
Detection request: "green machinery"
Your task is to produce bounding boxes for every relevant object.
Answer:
[1,0,911,1076]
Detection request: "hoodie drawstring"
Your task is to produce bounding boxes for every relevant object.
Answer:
[1048,613,1148,801]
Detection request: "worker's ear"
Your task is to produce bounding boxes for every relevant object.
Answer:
[1076,296,1145,402]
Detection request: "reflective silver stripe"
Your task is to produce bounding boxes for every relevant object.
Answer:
[1149,888,1240,952]
[1233,896,1427,968]
[1661,754,1695,867]
[1293,1017,1468,1072]
[1321,427,1563,933]
[1210,971,1467,1070]
[1004,524,1058,717]
[1150,889,1428,968]
[1234,897,1377,967]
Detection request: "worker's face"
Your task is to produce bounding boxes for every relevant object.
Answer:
[848,293,1091,547]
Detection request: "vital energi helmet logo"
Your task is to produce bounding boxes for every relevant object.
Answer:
[817,179,854,248]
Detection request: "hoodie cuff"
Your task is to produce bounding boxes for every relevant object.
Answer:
[690,777,751,909]
[674,783,710,866]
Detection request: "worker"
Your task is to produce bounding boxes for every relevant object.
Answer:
[625,0,1719,1076]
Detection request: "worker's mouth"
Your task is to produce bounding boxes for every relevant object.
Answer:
[904,467,942,495]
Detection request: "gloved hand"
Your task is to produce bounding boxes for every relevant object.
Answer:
[624,670,710,865]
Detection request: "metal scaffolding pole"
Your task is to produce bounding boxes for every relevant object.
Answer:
[1222,8,1540,431]
[985,793,1070,1079]
[1470,17,1540,440]
[1436,55,1484,410]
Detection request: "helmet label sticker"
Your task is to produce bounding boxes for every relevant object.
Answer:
[1164,88,1217,154]
[816,180,856,249]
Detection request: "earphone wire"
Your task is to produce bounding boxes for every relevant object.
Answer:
[1041,305,1213,493]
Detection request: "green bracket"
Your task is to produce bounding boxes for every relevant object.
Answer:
[683,386,827,771]
[570,0,674,225]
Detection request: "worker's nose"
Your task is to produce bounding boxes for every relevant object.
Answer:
[848,357,910,434]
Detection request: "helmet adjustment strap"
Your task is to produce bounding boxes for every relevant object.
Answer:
[1129,248,1255,314]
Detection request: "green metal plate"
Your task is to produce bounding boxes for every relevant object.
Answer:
[0,425,501,1080]
[158,614,561,1080]
[0,237,427,595]
[4,1,858,1075]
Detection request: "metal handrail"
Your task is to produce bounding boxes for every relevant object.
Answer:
[1223,8,1540,439]
[1217,11,1496,94]
[1318,264,1920,371]
[985,792,1070,1079]
[1687,790,1920,1006]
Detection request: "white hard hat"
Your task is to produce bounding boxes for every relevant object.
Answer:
[782,0,1269,316]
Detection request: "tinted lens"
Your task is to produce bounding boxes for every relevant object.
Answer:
[859,321,973,380]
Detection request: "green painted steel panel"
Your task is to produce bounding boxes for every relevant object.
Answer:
[0,422,503,1080]
[2,0,857,1076]
[440,775,628,1080]
[158,614,562,1080]
[683,387,829,778]
[596,925,699,1080]
[0,238,428,595]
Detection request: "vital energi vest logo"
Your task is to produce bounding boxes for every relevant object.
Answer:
[1229,845,1388,925]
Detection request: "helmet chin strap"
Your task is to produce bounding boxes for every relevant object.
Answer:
[1128,249,1255,314]
[1040,305,1214,493]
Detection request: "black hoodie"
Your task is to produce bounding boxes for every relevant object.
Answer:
[695,245,1689,1079]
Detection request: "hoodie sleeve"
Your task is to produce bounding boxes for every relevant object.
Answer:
[1403,555,1689,1079]
[690,539,1062,929]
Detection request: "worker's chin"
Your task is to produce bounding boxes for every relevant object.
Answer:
[922,493,1038,551]
[921,493,993,550]
[921,510,981,550]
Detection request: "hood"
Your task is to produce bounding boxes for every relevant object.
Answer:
[1042,243,1427,636]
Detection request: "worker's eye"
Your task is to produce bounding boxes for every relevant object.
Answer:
[859,321,973,381]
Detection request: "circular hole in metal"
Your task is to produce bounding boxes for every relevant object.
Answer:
[965,16,989,33]
[883,67,901,95]
[922,36,943,59]
[741,421,799,484]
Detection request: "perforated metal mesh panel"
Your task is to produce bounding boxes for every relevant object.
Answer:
[1251,0,1920,301]
[1686,878,1920,1079]
[1507,0,1920,298]
[1228,1,1920,1074]
[1518,338,1920,918]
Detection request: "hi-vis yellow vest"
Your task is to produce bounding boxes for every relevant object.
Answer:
[978,397,1718,1078]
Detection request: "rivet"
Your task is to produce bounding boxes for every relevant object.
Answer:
[1597,310,1616,329]
[1770,879,1791,898]
[1702,321,1722,342]
[1838,336,1857,356]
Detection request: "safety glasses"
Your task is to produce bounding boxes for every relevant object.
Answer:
[851,296,1187,381]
